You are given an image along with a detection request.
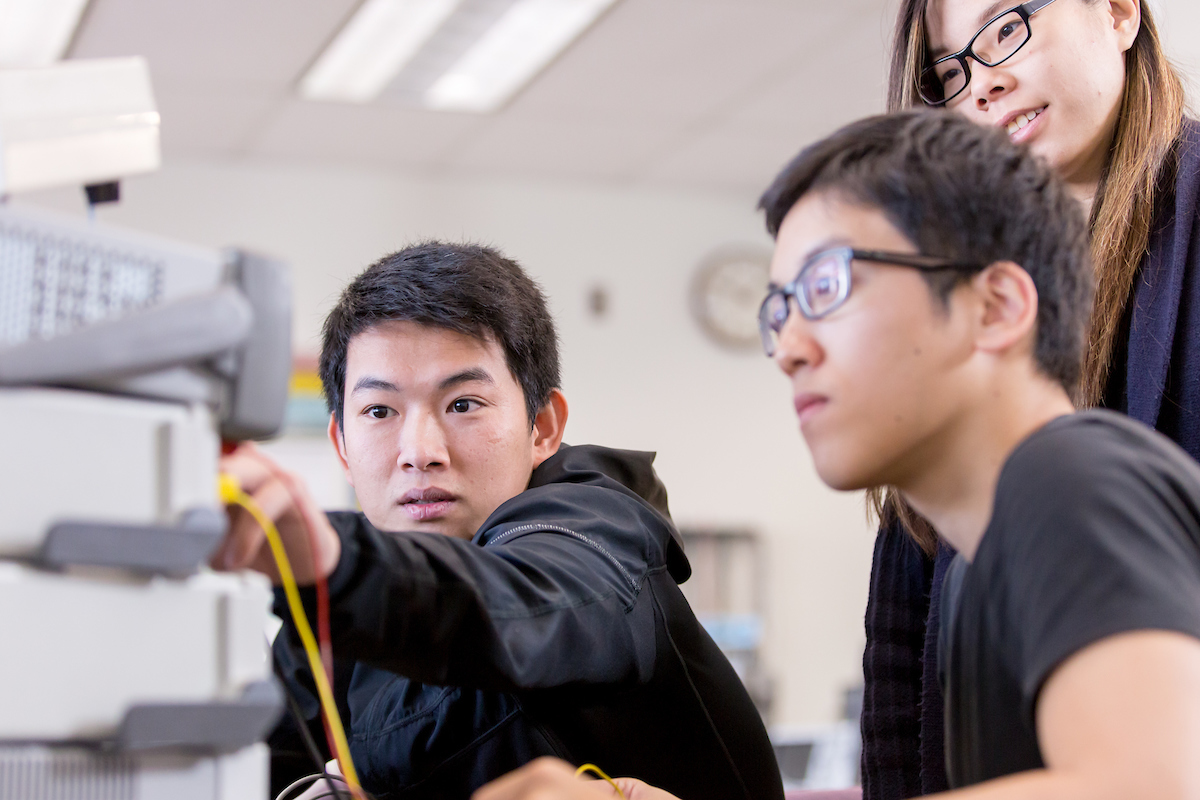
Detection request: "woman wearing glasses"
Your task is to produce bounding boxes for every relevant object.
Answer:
[863,1,1193,797]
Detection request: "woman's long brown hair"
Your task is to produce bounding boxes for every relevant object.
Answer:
[875,0,1186,554]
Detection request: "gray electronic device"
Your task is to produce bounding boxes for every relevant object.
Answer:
[0,204,291,440]
[0,60,290,800]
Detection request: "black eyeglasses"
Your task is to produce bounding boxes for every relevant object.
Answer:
[757,247,980,357]
[918,0,1057,106]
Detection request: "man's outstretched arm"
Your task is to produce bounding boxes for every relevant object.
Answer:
[215,443,661,691]
[310,504,657,690]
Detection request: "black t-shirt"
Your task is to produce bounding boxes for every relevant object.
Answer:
[939,410,1200,788]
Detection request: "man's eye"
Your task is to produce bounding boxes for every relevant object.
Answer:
[813,275,837,297]
[450,398,480,413]
[365,405,392,419]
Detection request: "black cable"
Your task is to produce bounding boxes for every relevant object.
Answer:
[278,675,352,800]
[271,636,378,800]
[283,686,333,777]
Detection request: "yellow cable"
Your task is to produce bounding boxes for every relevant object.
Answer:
[218,474,365,799]
[575,763,627,798]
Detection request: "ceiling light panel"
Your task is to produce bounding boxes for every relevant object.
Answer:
[301,0,462,103]
[425,0,617,113]
[0,0,90,68]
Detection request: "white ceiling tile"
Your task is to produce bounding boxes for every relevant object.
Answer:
[505,0,879,126]
[641,4,890,192]
[155,90,281,156]
[59,0,918,188]
[724,16,890,129]
[247,100,486,170]
[69,0,359,89]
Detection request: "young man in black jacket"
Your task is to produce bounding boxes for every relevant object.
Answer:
[215,242,783,800]
[476,113,1200,800]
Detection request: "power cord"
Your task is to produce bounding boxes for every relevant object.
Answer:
[219,473,366,800]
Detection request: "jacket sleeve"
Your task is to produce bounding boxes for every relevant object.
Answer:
[274,484,663,693]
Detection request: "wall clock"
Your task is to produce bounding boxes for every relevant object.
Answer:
[689,247,772,352]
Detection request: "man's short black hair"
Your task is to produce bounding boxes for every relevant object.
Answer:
[320,241,561,429]
[759,110,1093,393]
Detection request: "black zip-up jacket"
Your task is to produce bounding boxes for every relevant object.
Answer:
[273,444,784,799]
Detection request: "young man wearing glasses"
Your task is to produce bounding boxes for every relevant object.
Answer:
[476,111,1200,799]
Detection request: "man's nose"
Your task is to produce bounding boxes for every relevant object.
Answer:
[398,411,449,471]
[772,309,823,376]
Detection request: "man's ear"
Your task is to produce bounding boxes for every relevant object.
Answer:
[531,389,568,469]
[1109,0,1140,52]
[327,413,355,487]
[969,261,1039,358]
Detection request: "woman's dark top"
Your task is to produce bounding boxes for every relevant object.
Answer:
[860,118,1200,799]
[939,411,1200,787]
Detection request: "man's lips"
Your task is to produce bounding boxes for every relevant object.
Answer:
[398,487,457,521]
[793,393,828,425]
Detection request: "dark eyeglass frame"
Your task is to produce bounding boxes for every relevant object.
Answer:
[918,0,1057,107]
[758,246,981,357]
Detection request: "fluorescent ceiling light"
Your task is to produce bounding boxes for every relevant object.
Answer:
[0,0,90,68]
[425,0,616,113]
[301,0,461,103]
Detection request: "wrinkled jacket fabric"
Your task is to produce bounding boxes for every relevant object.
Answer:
[274,444,784,800]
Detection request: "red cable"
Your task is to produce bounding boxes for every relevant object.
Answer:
[241,447,340,770]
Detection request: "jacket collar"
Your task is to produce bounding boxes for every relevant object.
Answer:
[525,443,690,582]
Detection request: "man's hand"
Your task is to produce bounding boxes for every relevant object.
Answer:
[472,758,680,800]
[212,442,341,585]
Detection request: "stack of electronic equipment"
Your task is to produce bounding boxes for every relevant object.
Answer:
[0,58,291,799]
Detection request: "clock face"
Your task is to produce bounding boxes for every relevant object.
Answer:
[690,248,772,351]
